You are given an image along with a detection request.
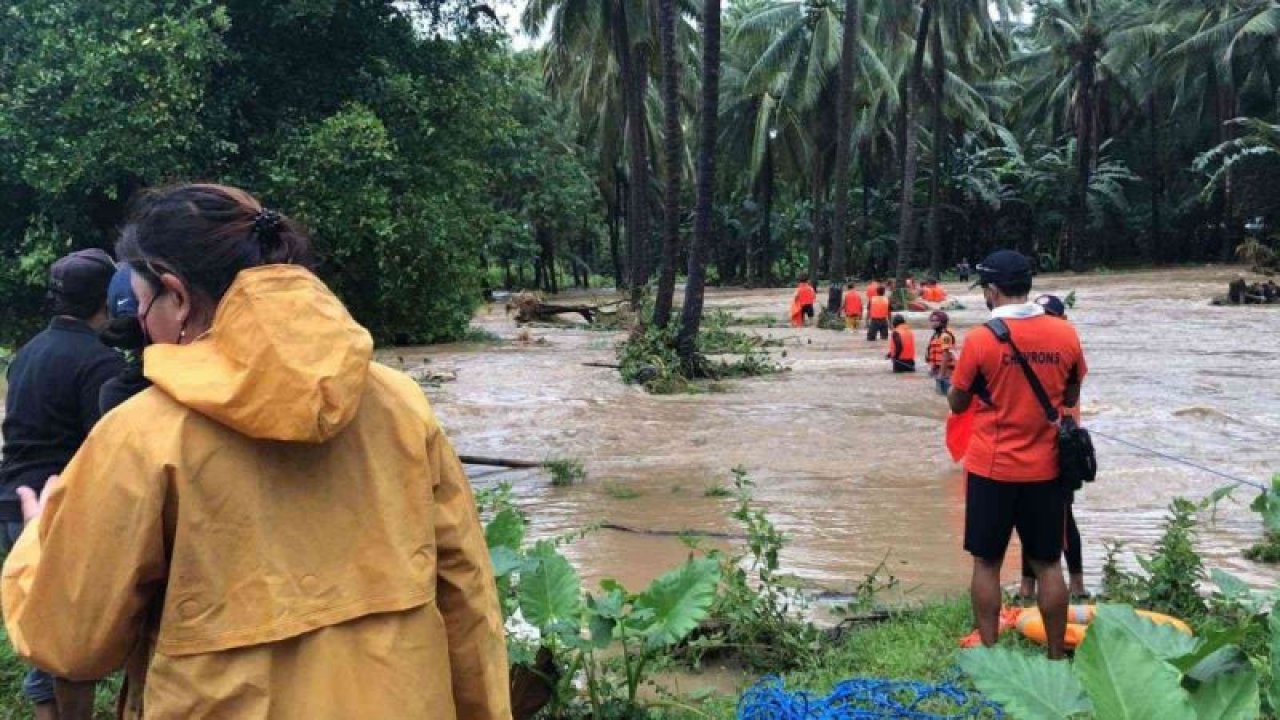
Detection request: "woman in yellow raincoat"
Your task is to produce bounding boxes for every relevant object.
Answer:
[2,184,511,719]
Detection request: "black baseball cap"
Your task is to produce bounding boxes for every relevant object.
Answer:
[50,249,117,306]
[970,249,1033,289]
[1035,294,1066,318]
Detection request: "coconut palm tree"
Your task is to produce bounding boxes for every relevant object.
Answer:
[678,0,721,364]
[523,0,655,299]
[653,0,684,327]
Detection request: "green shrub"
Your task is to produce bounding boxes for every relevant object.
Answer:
[544,457,587,487]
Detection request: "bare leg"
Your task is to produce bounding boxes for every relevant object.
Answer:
[55,679,97,720]
[1028,557,1068,659]
[971,556,1004,646]
[1069,573,1087,597]
[1019,575,1036,600]
[33,703,57,720]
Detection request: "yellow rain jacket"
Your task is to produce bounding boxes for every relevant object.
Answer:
[2,266,511,719]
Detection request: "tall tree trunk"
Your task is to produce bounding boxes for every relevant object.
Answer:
[1071,55,1096,271]
[925,19,945,277]
[758,139,774,283]
[807,158,824,282]
[610,173,625,287]
[825,0,861,313]
[677,0,719,364]
[1147,93,1163,262]
[860,140,872,263]
[893,0,933,284]
[653,0,683,327]
[612,1,651,305]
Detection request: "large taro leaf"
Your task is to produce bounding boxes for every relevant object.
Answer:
[631,557,720,650]
[1076,606,1196,720]
[957,646,1090,720]
[1096,604,1201,660]
[485,508,525,551]
[517,550,583,633]
[1186,657,1259,720]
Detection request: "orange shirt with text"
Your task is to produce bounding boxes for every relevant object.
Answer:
[950,315,1087,482]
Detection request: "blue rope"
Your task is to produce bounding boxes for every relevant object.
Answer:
[736,676,1002,720]
[1089,429,1269,492]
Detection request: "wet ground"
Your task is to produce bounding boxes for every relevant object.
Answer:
[402,266,1280,600]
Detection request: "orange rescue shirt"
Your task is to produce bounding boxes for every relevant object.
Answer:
[951,315,1087,482]
[868,295,890,320]
[843,291,863,317]
[795,282,817,306]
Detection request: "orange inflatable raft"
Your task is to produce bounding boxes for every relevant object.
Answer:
[960,605,1192,649]
[1017,605,1192,648]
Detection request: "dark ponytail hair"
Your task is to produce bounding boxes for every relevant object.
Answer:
[116,184,314,304]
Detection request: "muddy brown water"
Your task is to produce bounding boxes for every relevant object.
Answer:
[0,268,1271,605]
[398,266,1279,602]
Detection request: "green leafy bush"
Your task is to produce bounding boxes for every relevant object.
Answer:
[1245,475,1280,563]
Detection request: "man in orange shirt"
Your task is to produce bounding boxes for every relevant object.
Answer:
[886,314,916,372]
[947,250,1087,660]
[843,281,863,330]
[790,274,817,327]
[864,278,882,311]
[865,286,891,341]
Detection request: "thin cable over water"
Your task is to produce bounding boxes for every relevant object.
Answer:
[1090,430,1269,492]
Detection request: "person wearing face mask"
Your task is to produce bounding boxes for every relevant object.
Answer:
[946,250,1088,661]
[2,184,510,719]
[0,249,124,720]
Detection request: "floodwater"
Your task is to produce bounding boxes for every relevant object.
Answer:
[404,266,1280,601]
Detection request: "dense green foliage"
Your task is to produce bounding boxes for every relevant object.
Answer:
[7,0,1280,345]
[0,0,599,345]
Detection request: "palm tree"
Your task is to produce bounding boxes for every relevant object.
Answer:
[893,0,934,284]
[824,0,861,312]
[677,0,721,364]
[523,0,654,299]
[653,0,684,327]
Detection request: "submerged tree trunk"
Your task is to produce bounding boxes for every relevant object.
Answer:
[893,0,933,284]
[612,1,651,305]
[653,0,683,328]
[677,0,719,364]
[925,19,945,277]
[825,0,862,313]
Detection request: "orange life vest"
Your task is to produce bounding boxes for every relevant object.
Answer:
[890,324,915,361]
[843,291,862,316]
[795,282,817,306]
[927,328,956,368]
[868,295,890,320]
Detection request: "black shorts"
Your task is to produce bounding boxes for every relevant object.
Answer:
[801,303,814,319]
[964,473,1065,563]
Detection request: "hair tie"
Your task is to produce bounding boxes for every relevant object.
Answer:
[252,208,283,248]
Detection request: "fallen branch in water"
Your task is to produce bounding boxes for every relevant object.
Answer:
[458,455,544,469]
[599,522,744,540]
[583,362,622,369]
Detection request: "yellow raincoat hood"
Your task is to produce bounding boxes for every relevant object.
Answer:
[143,265,374,443]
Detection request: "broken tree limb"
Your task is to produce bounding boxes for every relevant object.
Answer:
[458,455,544,469]
[582,362,622,369]
[599,522,744,540]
